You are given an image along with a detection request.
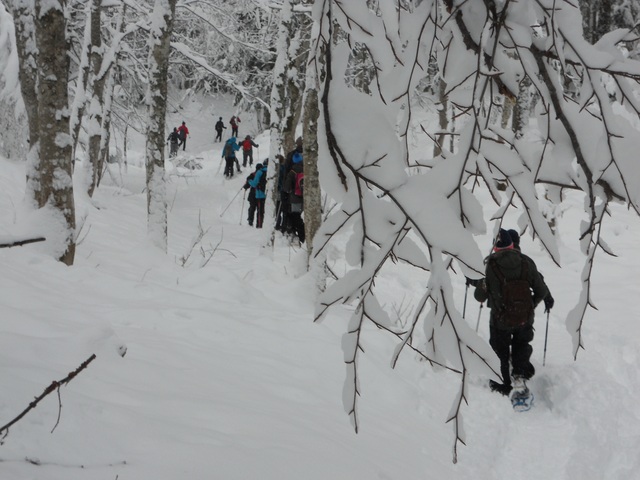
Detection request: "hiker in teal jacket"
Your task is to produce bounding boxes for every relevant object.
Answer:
[248,161,268,228]
[222,137,241,178]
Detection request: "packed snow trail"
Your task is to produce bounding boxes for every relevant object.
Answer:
[0,97,639,478]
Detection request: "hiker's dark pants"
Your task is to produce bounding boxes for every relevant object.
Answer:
[243,150,253,167]
[247,197,257,225]
[170,143,179,157]
[255,199,265,228]
[489,323,535,384]
[179,137,187,150]
[215,130,223,142]
[276,193,290,232]
[224,157,235,177]
[289,207,305,243]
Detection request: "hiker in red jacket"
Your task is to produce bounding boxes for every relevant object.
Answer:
[230,116,240,137]
[177,121,189,151]
[240,135,259,168]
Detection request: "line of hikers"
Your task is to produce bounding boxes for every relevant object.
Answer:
[221,134,259,178]
[215,116,241,142]
[218,124,550,397]
[167,121,190,157]
[238,136,305,243]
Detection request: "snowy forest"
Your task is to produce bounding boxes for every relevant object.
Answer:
[0,0,640,476]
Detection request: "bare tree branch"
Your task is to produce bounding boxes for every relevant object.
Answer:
[0,237,46,248]
[0,354,97,440]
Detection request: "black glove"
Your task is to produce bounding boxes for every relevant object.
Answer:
[544,295,554,313]
[466,277,480,287]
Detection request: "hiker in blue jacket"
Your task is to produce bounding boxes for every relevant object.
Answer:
[222,137,241,178]
[248,160,268,228]
[243,166,258,226]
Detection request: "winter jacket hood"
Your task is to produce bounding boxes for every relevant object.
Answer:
[222,138,241,157]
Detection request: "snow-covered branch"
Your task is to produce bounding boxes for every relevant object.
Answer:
[314,0,640,461]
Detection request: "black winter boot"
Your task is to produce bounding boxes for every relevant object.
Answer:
[489,380,512,396]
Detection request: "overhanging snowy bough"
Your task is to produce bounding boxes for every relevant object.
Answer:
[310,0,640,462]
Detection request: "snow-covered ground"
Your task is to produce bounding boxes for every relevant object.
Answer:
[0,95,639,480]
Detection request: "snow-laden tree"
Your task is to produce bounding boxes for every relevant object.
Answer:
[0,4,27,160]
[302,4,323,263]
[580,0,640,45]
[165,0,277,120]
[264,0,311,245]
[310,0,640,461]
[3,0,76,265]
[145,0,177,251]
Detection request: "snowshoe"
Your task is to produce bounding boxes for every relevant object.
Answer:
[510,377,533,412]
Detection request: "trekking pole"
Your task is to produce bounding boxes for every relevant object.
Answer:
[274,200,282,229]
[216,156,224,175]
[475,303,484,333]
[543,310,550,366]
[239,189,247,225]
[220,188,243,217]
[462,283,469,319]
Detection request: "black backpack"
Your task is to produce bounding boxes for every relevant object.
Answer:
[258,169,267,192]
[489,258,534,328]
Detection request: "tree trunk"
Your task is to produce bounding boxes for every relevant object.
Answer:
[301,0,323,262]
[265,0,308,244]
[145,0,177,252]
[501,96,515,130]
[98,3,127,187]
[0,5,28,160]
[69,1,92,168]
[595,0,613,43]
[280,0,309,155]
[34,0,76,265]
[580,0,613,44]
[87,0,105,198]
[434,77,447,157]
[267,0,293,210]
[512,76,532,140]
[302,81,321,264]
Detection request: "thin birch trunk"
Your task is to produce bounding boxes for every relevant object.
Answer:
[86,0,105,197]
[69,1,92,167]
[145,0,177,252]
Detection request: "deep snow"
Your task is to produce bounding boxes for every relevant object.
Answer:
[0,93,639,480]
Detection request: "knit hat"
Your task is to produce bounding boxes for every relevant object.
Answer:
[494,228,513,251]
[507,229,520,247]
